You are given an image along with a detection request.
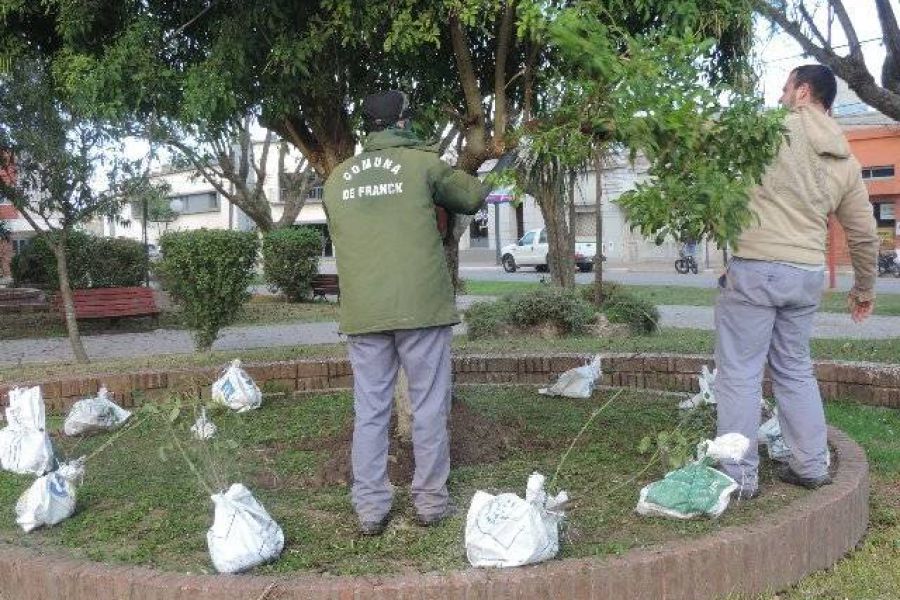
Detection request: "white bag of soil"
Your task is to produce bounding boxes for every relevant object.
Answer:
[539,356,602,399]
[207,483,284,573]
[0,386,54,476]
[678,365,717,410]
[758,411,792,462]
[15,457,85,532]
[212,360,262,412]
[465,472,569,568]
[63,387,131,436]
[191,408,218,440]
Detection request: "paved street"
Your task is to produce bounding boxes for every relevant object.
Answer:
[458,264,900,294]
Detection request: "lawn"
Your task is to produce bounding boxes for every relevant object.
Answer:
[463,280,900,316]
[0,296,339,341]
[0,387,806,575]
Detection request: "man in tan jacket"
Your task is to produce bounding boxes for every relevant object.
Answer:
[714,65,879,498]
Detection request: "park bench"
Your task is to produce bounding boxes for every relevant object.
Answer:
[53,286,160,322]
[311,274,340,301]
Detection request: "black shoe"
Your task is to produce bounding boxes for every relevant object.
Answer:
[776,465,832,490]
[416,503,458,527]
[731,487,759,501]
[359,513,391,536]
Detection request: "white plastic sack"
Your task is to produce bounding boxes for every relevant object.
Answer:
[191,408,218,440]
[212,360,262,412]
[15,457,85,532]
[539,356,602,399]
[207,483,284,573]
[678,365,716,410]
[758,411,792,462]
[465,472,569,568]
[0,386,54,476]
[63,387,131,436]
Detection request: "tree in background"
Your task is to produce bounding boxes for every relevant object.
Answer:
[754,0,900,120]
[0,58,136,363]
[550,4,787,275]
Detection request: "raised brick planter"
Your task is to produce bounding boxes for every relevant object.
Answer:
[0,427,868,599]
[2,353,899,413]
[0,353,875,599]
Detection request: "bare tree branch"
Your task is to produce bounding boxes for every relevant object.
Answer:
[875,0,900,92]
[797,3,829,48]
[754,0,900,120]
[828,0,863,60]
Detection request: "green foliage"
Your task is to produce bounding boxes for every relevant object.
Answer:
[11,232,90,289]
[10,232,145,289]
[580,283,660,334]
[465,287,596,339]
[638,404,716,470]
[550,11,786,248]
[157,229,258,350]
[88,237,148,287]
[262,227,323,302]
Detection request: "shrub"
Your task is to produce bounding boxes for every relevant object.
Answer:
[580,283,660,334]
[262,227,323,302]
[465,299,511,339]
[465,287,596,338]
[86,237,147,288]
[11,231,92,289]
[10,232,147,289]
[157,229,259,350]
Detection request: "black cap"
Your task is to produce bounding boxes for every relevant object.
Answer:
[362,90,412,129]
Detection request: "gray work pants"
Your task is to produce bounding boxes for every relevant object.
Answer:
[346,326,452,522]
[714,258,827,492]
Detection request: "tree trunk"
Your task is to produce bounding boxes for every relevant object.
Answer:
[567,171,577,263]
[393,367,412,444]
[538,182,576,288]
[593,156,605,306]
[51,238,89,364]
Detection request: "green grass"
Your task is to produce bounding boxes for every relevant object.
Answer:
[749,402,900,600]
[463,280,900,316]
[0,387,805,575]
[0,388,893,590]
[0,297,339,341]
[6,328,900,385]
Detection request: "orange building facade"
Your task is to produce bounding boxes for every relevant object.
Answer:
[0,163,16,278]
[830,123,900,266]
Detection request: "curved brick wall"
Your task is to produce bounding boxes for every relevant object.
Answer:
[0,353,876,599]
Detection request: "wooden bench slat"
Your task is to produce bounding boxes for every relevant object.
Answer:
[53,287,160,320]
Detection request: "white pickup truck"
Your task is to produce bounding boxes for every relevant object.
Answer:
[500,228,597,273]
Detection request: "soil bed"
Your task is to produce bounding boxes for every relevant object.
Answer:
[0,386,806,576]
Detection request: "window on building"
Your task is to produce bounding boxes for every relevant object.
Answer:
[12,238,29,255]
[307,185,324,200]
[862,166,895,180]
[874,202,896,227]
[170,192,220,215]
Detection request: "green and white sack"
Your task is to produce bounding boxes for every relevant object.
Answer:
[635,433,749,519]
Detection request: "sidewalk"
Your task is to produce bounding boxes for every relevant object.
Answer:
[2,299,897,367]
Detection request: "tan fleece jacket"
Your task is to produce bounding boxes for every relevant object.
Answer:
[735,106,879,301]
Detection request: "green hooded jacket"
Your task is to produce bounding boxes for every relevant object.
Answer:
[323,129,489,335]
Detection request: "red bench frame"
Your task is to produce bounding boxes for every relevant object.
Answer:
[53,287,160,321]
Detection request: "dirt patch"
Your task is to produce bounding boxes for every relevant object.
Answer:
[283,399,546,489]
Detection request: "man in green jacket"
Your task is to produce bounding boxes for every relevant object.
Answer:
[323,90,489,534]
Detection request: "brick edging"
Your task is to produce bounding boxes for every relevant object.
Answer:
[2,352,899,413]
[0,427,868,599]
